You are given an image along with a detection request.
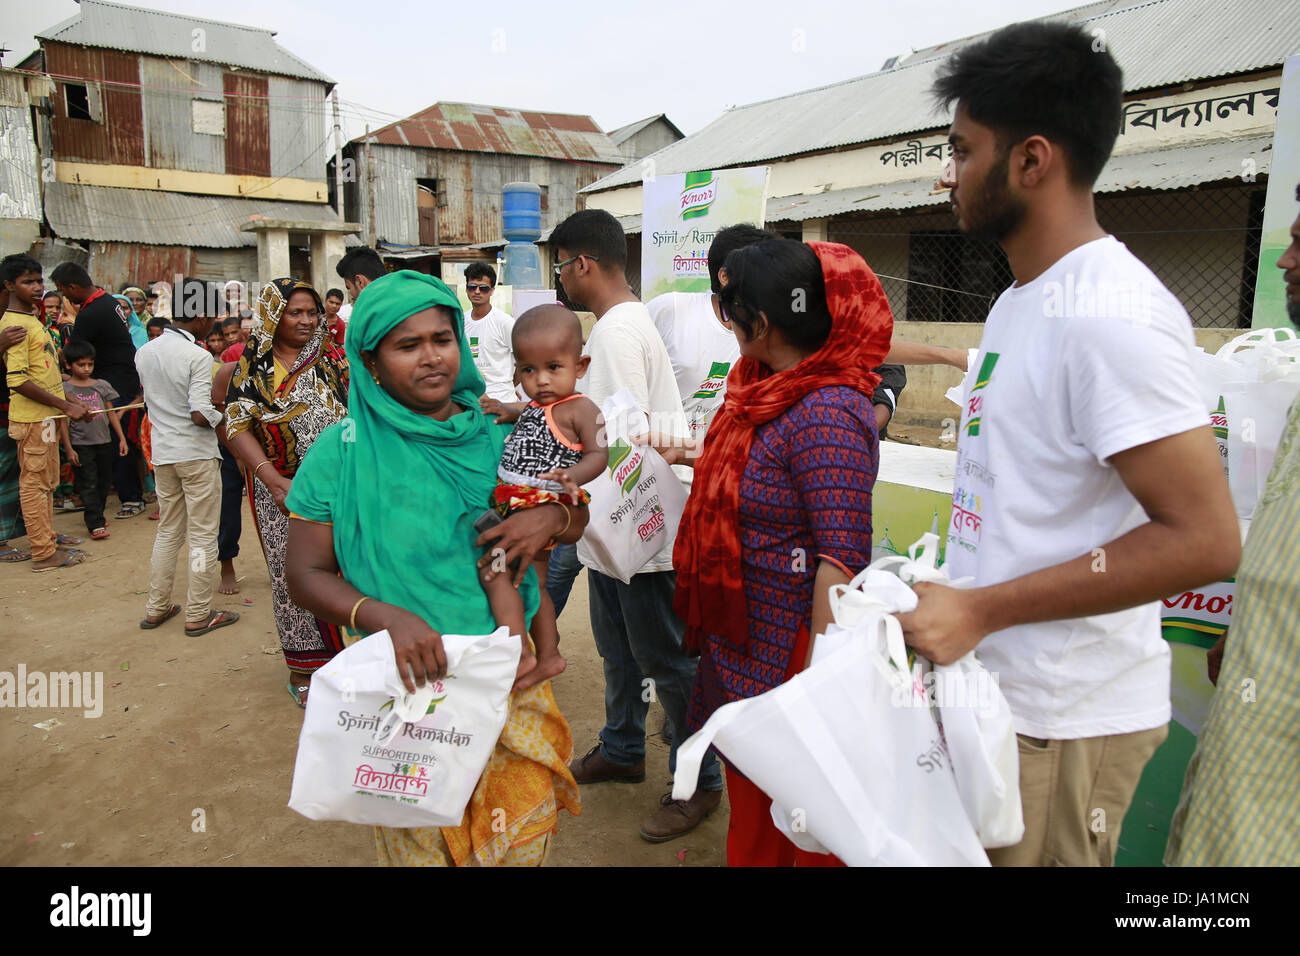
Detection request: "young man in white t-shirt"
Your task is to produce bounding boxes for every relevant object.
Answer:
[551,208,724,842]
[898,21,1240,866]
[462,261,517,403]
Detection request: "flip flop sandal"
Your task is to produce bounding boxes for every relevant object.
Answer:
[185,609,240,636]
[287,681,310,708]
[90,528,110,540]
[115,503,145,519]
[148,511,160,520]
[33,550,87,573]
[56,533,84,546]
[139,603,181,629]
[0,546,32,563]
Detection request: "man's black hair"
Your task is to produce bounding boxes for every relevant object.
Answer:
[223,316,243,331]
[720,240,832,351]
[708,224,777,294]
[63,339,96,364]
[49,261,93,288]
[549,209,627,271]
[336,246,387,282]
[2,253,43,284]
[931,21,1123,188]
[464,261,497,285]
[325,287,344,301]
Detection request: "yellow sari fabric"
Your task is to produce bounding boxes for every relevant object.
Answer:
[372,679,580,867]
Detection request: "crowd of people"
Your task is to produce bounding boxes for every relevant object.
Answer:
[4,20,1298,868]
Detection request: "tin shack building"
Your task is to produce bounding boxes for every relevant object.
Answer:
[344,102,628,277]
[28,0,352,291]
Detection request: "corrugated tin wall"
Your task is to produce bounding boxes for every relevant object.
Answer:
[355,144,618,246]
[88,241,193,291]
[193,247,258,286]
[47,43,144,166]
[224,72,270,177]
[0,99,43,222]
[267,76,329,183]
[140,58,226,174]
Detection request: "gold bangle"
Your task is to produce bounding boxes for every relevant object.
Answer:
[554,502,571,540]
[253,460,274,482]
[349,596,370,633]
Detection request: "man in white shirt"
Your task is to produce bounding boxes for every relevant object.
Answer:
[135,279,240,636]
[463,262,517,403]
[899,22,1240,866]
[646,225,764,460]
[552,209,724,842]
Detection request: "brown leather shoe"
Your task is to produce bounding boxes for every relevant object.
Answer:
[638,789,723,843]
[569,744,646,784]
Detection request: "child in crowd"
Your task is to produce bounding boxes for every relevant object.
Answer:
[206,328,226,358]
[479,304,604,689]
[0,254,88,571]
[145,317,169,340]
[62,339,127,539]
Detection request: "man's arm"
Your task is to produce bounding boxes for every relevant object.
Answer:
[885,339,968,370]
[899,426,1241,665]
[187,350,222,429]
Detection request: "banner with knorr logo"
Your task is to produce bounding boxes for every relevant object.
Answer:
[641,166,769,300]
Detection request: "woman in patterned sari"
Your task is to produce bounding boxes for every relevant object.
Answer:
[224,278,350,707]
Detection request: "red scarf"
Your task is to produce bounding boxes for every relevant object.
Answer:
[673,241,894,652]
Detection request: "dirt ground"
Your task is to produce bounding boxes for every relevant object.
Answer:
[1,495,729,867]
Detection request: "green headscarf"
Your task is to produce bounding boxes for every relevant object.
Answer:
[297,270,536,635]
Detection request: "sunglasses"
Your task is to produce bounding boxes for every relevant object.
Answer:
[466,283,493,293]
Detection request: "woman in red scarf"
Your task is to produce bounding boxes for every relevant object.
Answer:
[672,239,893,866]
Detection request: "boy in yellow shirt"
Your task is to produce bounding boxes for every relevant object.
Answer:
[0,254,90,571]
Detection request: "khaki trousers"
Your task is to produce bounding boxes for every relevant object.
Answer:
[987,723,1168,867]
[147,458,221,625]
[9,421,59,560]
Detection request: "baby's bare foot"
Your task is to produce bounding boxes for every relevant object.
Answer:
[514,653,567,692]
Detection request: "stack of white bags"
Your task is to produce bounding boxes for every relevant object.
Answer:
[673,533,1024,866]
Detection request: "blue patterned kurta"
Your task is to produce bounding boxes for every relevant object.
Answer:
[687,386,879,733]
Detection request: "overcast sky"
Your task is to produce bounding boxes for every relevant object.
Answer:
[5,0,1082,140]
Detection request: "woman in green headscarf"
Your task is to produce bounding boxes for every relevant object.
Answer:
[284,270,583,866]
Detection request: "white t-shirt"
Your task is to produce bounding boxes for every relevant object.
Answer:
[577,300,689,575]
[646,291,741,443]
[946,236,1208,740]
[464,306,517,403]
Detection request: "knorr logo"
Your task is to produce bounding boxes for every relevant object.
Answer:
[693,360,730,399]
[607,438,644,492]
[680,171,716,220]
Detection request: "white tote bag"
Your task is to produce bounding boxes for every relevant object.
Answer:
[672,554,989,867]
[858,533,1023,848]
[579,389,688,583]
[288,627,520,828]
[1196,329,1300,517]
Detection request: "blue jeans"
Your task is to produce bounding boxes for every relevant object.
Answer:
[546,541,583,617]
[588,569,723,792]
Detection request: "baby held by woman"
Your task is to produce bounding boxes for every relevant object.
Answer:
[479,305,603,690]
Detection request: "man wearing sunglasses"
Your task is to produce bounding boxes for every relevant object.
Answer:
[463,261,518,403]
